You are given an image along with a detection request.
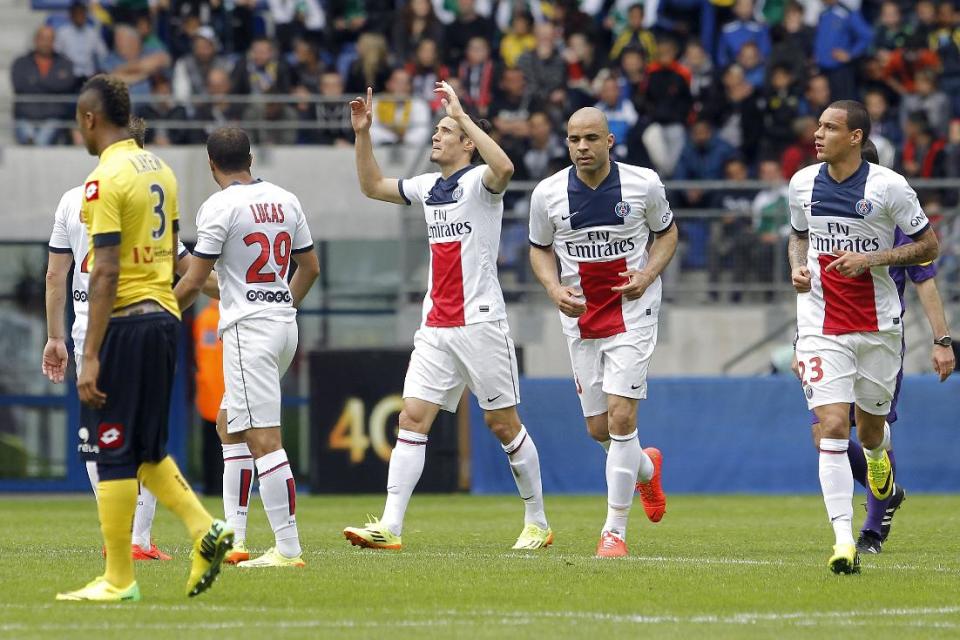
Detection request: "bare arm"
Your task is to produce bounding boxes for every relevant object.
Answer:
[351,87,406,204]
[914,277,955,381]
[435,81,514,194]
[174,255,216,313]
[827,228,940,277]
[78,244,120,407]
[611,224,679,300]
[176,252,220,299]
[43,251,73,383]
[530,243,586,317]
[289,248,320,307]
[789,230,811,293]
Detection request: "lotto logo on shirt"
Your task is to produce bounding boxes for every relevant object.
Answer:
[84,181,99,201]
[97,422,125,449]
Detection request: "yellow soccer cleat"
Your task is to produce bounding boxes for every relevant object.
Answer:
[186,519,234,597]
[343,515,402,550]
[224,541,250,565]
[511,524,554,550]
[56,576,141,602]
[237,547,305,568]
[865,448,894,500]
[828,543,861,575]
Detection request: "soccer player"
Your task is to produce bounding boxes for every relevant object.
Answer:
[788,100,939,574]
[528,107,674,558]
[797,140,954,555]
[57,75,233,602]
[342,82,553,551]
[175,127,320,568]
[43,117,213,561]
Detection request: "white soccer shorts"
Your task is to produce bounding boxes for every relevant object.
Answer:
[795,330,901,416]
[403,320,520,413]
[221,318,298,433]
[566,324,658,417]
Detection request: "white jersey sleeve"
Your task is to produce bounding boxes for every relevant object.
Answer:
[49,186,89,350]
[399,174,432,206]
[884,176,929,237]
[474,167,504,207]
[528,182,555,247]
[788,176,808,233]
[290,195,314,251]
[193,198,232,259]
[641,173,674,233]
[49,191,73,252]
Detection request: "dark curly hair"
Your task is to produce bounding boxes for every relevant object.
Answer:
[80,74,131,128]
[128,116,147,148]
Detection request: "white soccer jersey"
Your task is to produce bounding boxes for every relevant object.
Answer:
[528,162,675,339]
[192,179,314,335]
[788,161,930,337]
[400,164,507,327]
[49,185,187,351]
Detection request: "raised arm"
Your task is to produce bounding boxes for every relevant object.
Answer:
[43,251,73,383]
[351,87,406,204]
[434,81,514,194]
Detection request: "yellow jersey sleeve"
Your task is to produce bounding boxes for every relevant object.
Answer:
[84,169,125,245]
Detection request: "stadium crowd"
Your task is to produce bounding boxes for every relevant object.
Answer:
[11,0,960,289]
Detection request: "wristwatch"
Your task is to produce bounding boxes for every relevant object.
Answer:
[934,336,953,347]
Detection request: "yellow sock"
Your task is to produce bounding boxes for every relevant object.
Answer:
[97,478,138,588]
[138,456,213,541]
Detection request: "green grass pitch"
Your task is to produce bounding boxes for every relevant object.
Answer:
[1,494,959,639]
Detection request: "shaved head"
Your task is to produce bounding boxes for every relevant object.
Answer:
[568,107,610,136]
[566,107,614,178]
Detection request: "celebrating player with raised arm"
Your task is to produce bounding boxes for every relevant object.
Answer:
[176,127,320,568]
[57,75,232,603]
[788,100,939,575]
[528,107,676,558]
[343,82,553,551]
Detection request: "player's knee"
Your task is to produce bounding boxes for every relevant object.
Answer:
[607,406,636,436]
[818,415,847,440]
[483,411,520,443]
[398,409,428,433]
[585,416,609,442]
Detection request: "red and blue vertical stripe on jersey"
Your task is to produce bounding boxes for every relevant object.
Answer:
[424,166,472,328]
[811,162,878,335]
[568,163,628,339]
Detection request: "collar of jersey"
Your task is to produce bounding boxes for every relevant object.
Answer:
[100,137,138,161]
[570,160,619,192]
[821,159,867,186]
[227,178,263,188]
[425,165,473,205]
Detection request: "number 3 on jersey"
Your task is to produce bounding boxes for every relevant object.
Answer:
[798,356,824,384]
[150,184,166,240]
[244,231,292,283]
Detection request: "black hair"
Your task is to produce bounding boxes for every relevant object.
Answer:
[207,127,252,172]
[459,118,493,164]
[128,116,147,148]
[827,99,871,143]
[861,138,880,164]
[80,74,130,128]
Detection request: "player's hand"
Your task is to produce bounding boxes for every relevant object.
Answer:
[791,266,811,293]
[551,285,587,318]
[932,345,955,382]
[434,81,465,119]
[824,250,870,278]
[41,338,68,384]
[349,87,373,133]
[790,351,801,380]
[77,355,107,409]
[612,270,655,301]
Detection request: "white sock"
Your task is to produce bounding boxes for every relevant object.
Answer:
[819,438,854,546]
[255,449,301,558]
[502,425,548,530]
[603,430,642,538]
[381,429,427,536]
[880,422,892,451]
[636,448,655,484]
[85,460,99,500]
[597,439,611,453]
[222,443,254,544]
[131,485,158,548]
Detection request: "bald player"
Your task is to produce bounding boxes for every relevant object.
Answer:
[529,107,676,558]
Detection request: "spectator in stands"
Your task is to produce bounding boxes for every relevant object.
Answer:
[900,111,948,181]
[406,38,450,108]
[930,1,960,114]
[813,0,872,100]
[751,157,790,294]
[716,0,771,70]
[446,0,496,65]
[707,156,757,302]
[913,0,939,43]
[609,3,657,62]
[490,67,535,157]
[873,0,915,52]
[881,33,939,96]
[369,67,431,147]
[565,32,604,93]
[133,14,168,56]
[736,41,766,89]
[54,1,107,81]
[768,1,814,81]
[102,24,171,97]
[799,73,831,117]
[947,118,960,178]
[780,115,818,178]
[172,26,229,110]
[229,38,295,144]
[268,0,325,53]
[391,0,445,65]
[194,67,243,138]
[682,41,714,105]
[595,76,638,159]
[343,32,391,94]
[517,110,565,181]
[674,118,737,188]
[12,25,77,146]
[760,64,802,156]
[328,0,370,50]
[499,10,536,69]
[289,37,325,94]
[136,73,192,145]
[313,71,355,146]
[516,22,566,105]
[458,36,495,118]
[641,37,692,177]
[617,47,647,102]
[901,70,952,138]
[704,64,762,165]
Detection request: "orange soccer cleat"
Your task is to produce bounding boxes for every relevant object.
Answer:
[636,447,666,523]
[132,542,173,561]
[595,531,628,558]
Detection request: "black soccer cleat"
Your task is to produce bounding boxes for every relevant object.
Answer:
[856,529,883,554]
[880,485,906,542]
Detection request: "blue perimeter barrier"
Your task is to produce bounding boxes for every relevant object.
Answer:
[470,375,960,495]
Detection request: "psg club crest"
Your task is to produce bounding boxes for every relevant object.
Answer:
[855,199,874,217]
[614,201,631,218]
[453,185,464,201]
